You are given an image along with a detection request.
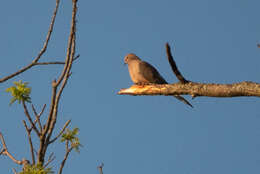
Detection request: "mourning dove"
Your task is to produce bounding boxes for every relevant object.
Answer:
[124,53,192,107]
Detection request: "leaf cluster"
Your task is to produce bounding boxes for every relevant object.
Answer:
[6,80,31,105]
[19,164,53,174]
[61,128,81,152]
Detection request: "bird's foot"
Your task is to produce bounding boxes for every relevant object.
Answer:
[134,82,153,86]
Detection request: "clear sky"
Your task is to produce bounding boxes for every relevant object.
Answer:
[1,0,260,174]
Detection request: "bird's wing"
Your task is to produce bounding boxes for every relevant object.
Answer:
[139,61,167,84]
[139,61,193,107]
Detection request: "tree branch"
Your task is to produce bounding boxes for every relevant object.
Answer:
[46,0,77,147]
[0,0,60,83]
[38,0,78,165]
[43,152,55,168]
[31,104,46,133]
[38,81,57,164]
[22,101,40,137]
[48,120,71,144]
[58,141,73,174]
[35,55,80,65]
[0,132,29,166]
[12,168,18,174]
[23,121,35,165]
[165,43,189,83]
[98,163,104,174]
[118,81,260,98]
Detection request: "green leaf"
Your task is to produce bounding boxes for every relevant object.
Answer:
[19,163,53,174]
[61,127,82,152]
[6,80,31,105]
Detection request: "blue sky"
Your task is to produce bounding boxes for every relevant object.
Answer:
[1,0,260,174]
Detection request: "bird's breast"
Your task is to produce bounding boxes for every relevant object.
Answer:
[128,63,150,84]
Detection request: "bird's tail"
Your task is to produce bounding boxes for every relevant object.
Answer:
[174,95,193,108]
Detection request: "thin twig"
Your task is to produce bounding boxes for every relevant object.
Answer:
[0,132,7,151]
[165,43,189,83]
[31,104,46,133]
[12,168,17,174]
[22,101,40,137]
[23,121,35,165]
[0,0,60,83]
[0,133,24,165]
[43,152,55,168]
[72,54,80,61]
[34,0,60,62]
[48,120,71,144]
[36,62,65,65]
[32,105,43,133]
[36,55,80,65]
[58,141,73,174]
[98,163,104,174]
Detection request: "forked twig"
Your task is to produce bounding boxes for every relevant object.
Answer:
[44,152,55,168]
[0,0,60,83]
[31,104,46,133]
[22,101,40,137]
[48,120,71,144]
[0,132,29,166]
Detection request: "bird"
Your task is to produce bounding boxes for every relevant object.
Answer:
[124,53,193,107]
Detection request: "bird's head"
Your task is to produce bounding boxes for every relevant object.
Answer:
[124,53,141,65]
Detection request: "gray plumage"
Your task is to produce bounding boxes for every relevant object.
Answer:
[124,53,192,107]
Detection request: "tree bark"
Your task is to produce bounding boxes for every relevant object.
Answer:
[118,81,260,98]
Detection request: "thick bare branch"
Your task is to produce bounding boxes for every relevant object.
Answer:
[118,81,260,98]
[37,81,57,164]
[46,0,78,146]
[37,0,78,165]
